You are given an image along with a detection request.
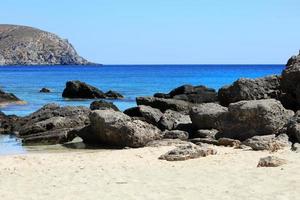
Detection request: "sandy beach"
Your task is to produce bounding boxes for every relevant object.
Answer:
[0,145,299,200]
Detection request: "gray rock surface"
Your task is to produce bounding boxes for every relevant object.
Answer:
[285,111,300,143]
[158,110,192,131]
[217,99,294,140]
[90,100,119,111]
[162,130,189,140]
[190,103,228,129]
[218,76,281,106]
[77,110,161,148]
[124,105,163,126]
[0,24,90,65]
[257,156,287,167]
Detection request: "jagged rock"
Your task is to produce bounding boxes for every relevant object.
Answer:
[190,103,228,129]
[217,99,294,140]
[158,110,192,131]
[90,100,119,111]
[285,111,300,143]
[76,110,161,148]
[162,130,189,140]
[18,104,90,145]
[39,88,51,93]
[218,76,281,106]
[124,105,163,126]
[105,90,124,99]
[136,96,193,114]
[0,112,21,134]
[218,138,241,147]
[62,81,106,99]
[0,24,90,65]
[193,129,218,139]
[159,143,217,161]
[243,134,290,152]
[257,156,287,167]
[0,88,22,104]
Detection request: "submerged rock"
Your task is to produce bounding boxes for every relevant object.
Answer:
[217,99,294,140]
[257,156,287,167]
[0,24,90,65]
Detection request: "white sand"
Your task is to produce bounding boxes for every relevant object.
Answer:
[0,145,299,200]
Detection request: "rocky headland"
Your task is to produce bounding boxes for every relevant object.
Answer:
[0,24,91,65]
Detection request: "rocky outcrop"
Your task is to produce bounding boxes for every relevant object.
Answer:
[90,100,119,111]
[257,156,287,167]
[18,104,90,145]
[76,110,161,148]
[0,88,22,104]
[190,103,228,130]
[62,81,123,99]
[159,143,217,161]
[217,99,294,141]
[0,24,90,65]
[218,76,281,106]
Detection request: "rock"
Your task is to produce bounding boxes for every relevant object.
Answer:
[136,96,193,114]
[190,103,228,129]
[39,88,51,93]
[0,112,21,134]
[0,88,21,103]
[257,156,287,167]
[162,130,189,140]
[243,134,290,152]
[218,138,241,147]
[18,104,90,145]
[90,100,119,111]
[285,111,300,143]
[158,110,192,131]
[104,90,124,99]
[291,143,300,153]
[124,105,163,126]
[193,129,218,139]
[159,143,217,161]
[146,139,189,147]
[0,24,90,65]
[189,137,219,146]
[218,76,281,106]
[62,81,106,99]
[217,99,294,140]
[76,110,161,148]
[153,93,171,98]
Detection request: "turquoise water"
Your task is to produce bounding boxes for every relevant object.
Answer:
[0,64,284,155]
[0,65,284,116]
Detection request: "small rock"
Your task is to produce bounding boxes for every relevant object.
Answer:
[257,156,287,167]
[163,130,189,140]
[291,143,300,153]
[159,143,217,161]
[218,138,241,147]
[39,88,51,93]
[90,100,119,111]
[193,129,218,139]
[190,137,219,145]
[105,90,124,99]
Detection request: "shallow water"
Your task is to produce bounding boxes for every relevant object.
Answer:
[0,64,284,154]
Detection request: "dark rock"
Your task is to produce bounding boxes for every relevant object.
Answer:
[193,129,218,139]
[0,24,90,65]
[190,137,219,146]
[153,93,171,98]
[218,75,281,106]
[62,81,106,99]
[291,143,300,153]
[39,88,51,93]
[162,130,189,140]
[218,138,241,147]
[105,90,124,99]
[0,112,21,134]
[76,110,161,148]
[136,96,193,114]
[217,99,294,141]
[124,105,163,126]
[190,103,228,130]
[286,111,300,143]
[243,134,290,152]
[257,156,287,167]
[158,110,192,131]
[18,104,90,145]
[0,88,21,103]
[159,143,217,161]
[90,100,119,111]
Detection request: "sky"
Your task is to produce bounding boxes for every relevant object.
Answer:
[0,0,299,64]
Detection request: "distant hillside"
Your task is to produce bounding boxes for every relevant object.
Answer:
[0,24,91,65]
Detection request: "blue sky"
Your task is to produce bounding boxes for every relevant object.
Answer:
[0,0,299,64]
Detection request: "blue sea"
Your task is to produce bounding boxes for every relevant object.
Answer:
[0,64,284,154]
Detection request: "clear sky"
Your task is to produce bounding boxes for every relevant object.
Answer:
[0,0,299,64]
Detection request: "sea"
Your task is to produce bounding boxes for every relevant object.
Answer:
[0,64,284,154]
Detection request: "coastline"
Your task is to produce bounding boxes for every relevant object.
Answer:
[0,145,299,200]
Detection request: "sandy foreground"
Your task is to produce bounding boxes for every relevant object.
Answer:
[0,145,299,200]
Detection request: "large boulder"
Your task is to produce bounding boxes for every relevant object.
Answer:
[136,96,193,114]
[0,88,22,104]
[217,99,294,141]
[77,110,161,148]
[0,24,90,65]
[62,81,106,99]
[18,104,90,145]
[190,103,228,129]
[158,110,192,131]
[218,76,281,106]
